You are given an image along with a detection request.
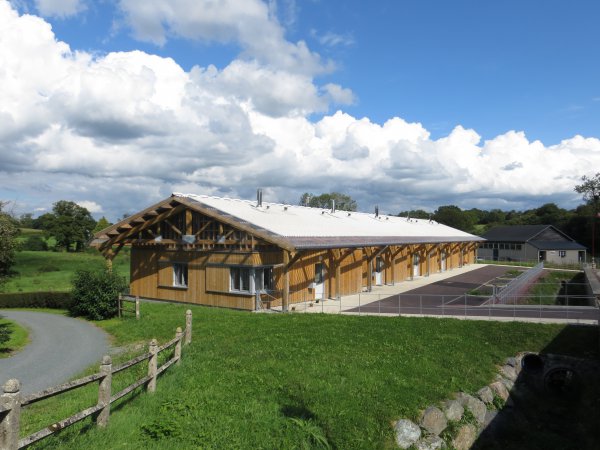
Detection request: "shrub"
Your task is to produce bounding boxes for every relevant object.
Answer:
[0,291,73,308]
[21,235,49,251]
[70,269,127,320]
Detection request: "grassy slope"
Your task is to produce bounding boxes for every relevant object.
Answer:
[2,250,129,293]
[25,302,598,450]
[0,317,29,357]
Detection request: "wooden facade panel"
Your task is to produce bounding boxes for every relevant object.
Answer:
[206,266,230,293]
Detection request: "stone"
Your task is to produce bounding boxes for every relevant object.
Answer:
[457,393,487,424]
[484,409,498,427]
[415,434,445,450]
[442,399,464,422]
[477,386,494,404]
[499,364,518,382]
[394,419,421,449]
[505,356,517,368]
[452,424,477,450]
[490,381,509,401]
[497,375,514,392]
[420,406,448,436]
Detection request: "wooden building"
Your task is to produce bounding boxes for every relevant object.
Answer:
[93,192,484,311]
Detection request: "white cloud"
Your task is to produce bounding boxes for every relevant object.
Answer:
[76,200,102,213]
[35,0,84,18]
[1,1,599,220]
[117,0,329,76]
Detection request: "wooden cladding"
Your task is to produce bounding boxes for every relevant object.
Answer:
[129,241,478,310]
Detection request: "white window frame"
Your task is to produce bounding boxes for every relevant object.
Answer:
[230,266,274,294]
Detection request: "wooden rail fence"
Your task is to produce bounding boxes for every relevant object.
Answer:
[0,310,193,449]
[117,294,140,319]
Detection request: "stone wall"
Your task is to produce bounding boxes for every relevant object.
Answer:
[394,352,600,450]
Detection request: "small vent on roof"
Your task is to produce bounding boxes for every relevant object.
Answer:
[347,212,351,217]
[331,199,336,213]
[375,205,379,218]
[284,206,288,211]
[256,188,263,207]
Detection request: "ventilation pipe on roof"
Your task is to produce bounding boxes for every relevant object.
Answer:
[256,188,263,207]
[331,199,336,213]
[375,205,379,218]
[304,195,311,207]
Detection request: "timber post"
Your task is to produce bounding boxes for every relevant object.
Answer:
[282,251,290,312]
[117,293,122,318]
[185,310,192,345]
[0,379,21,450]
[175,327,183,365]
[135,296,140,320]
[148,339,158,393]
[96,356,112,428]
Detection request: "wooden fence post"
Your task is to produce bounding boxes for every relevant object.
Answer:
[96,356,112,428]
[117,293,122,318]
[135,296,140,320]
[148,339,158,393]
[175,327,183,365]
[185,310,192,345]
[0,379,21,450]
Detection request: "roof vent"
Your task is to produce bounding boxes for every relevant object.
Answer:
[331,199,336,213]
[347,212,351,217]
[375,205,379,218]
[256,188,263,207]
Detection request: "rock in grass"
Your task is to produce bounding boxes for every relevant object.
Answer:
[394,419,421,449]
[442,399,464,421]
[415,434,445,450]
[452,424,477,450]
[477,386,494,404]
[456,393,487,424]
[420,406,447,435]
[489,381,509,401]
[499,364,518,382]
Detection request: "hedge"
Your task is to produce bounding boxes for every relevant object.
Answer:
[0,291,73,309]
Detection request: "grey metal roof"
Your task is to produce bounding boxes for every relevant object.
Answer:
[529,240,587,251]
[481,225,552,242]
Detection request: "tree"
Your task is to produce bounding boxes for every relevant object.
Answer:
[433,205,475,232]
[299,192,358,211]
[43,201,96,252]
[397,209,431,219]
[0,212,18,278]
[93,216,112,234]
[575,173,600,212]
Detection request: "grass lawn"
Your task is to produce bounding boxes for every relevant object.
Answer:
[0,316,29,357]
[1,250,129,293]
[21,302,598,449]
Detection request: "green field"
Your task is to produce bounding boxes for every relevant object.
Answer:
[20,302,598,450]
[0,317,29,357]
[524,271,589,305]
[1,250,129,293]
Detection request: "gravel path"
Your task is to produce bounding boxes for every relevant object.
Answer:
[0,310,110,395]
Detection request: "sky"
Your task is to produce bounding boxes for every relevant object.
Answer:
[1,0,599,221]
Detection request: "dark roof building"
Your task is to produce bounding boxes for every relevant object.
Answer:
[478,225,586,265]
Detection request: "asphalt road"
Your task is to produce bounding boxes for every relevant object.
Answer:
[0,310,109,395]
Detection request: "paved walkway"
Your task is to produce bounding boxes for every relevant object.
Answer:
[0,311,110,395]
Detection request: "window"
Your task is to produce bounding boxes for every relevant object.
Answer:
[230,267,251,292]
[516,244,522,250]
[315,263,324,284]
[559,250,566,258]
[173,263,188,287]
[230,266,273,293]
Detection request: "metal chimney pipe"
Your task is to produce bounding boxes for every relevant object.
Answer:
[375,205,379,218]
[257,188,263,207]
[331,199,336,213]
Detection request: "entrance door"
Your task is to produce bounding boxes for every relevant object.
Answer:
[374,257,383,285]
[441,251,446,272]
[412,254,420,278]
[493,248,499,261]
[314,263,324,299]
[539,251,546,262]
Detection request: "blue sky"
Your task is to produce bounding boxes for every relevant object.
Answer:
[1,0,599,220]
